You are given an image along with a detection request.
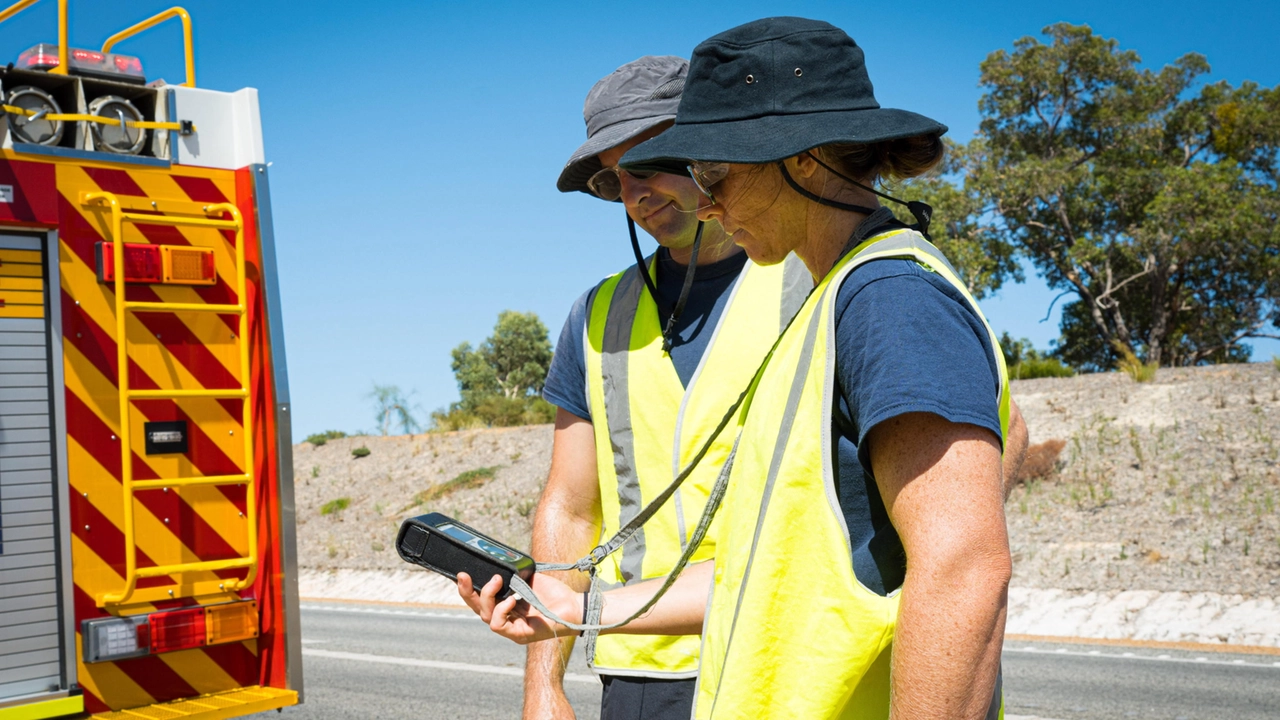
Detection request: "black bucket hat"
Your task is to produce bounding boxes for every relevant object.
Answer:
[620,17,947,174]
[557,55,687,195]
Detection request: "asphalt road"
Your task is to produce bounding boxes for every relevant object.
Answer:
[277,602,1280,720]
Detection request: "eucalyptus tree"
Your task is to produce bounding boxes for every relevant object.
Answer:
[965,23,1279,369]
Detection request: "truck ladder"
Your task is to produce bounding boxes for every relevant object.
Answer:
[82,191,257,607]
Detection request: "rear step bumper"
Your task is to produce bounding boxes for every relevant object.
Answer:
[90,686,297,720]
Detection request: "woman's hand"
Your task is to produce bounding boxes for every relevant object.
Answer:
[457,572,582,645]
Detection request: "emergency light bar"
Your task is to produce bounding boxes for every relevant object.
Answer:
[96,241,217,286]
[82,601,259,663]
[17,43,146,84]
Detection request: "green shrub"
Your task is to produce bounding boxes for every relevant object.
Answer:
[402,465,501,511]
[1273,355,1280,372]
[306,430,347,446]
[1115,346,1158,383]
[320,497,350,516]
[1010,357,1075,380]
[431,395,555,430]
[351,446,371,458]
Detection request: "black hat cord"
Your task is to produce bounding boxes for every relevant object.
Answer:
[776,154,934,238]
[627,213,703,353]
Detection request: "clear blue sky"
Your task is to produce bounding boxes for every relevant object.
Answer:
[4,1,1276,441]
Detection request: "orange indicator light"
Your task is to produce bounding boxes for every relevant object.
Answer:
[161,245,217,285]
[206,600,259,644]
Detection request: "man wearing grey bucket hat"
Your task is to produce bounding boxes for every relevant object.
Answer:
[522,55,810,720]
[461,17,1026,720]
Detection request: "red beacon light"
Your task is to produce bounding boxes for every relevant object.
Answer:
[16,43,146,84]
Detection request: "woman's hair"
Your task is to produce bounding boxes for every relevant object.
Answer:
[817,133,945,185]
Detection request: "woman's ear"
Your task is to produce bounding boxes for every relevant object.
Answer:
[790,152,822,180]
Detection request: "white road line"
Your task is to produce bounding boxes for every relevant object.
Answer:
[302,648,601,685]
[301,604,473,620]
[1006,646,1280,669]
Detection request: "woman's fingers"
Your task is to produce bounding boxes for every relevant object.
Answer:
[456,572,494,623]
[491,593,523,633]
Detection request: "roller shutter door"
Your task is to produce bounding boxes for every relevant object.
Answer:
[0,233,64,701]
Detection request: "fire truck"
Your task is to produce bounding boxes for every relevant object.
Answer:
[0,2,300,718]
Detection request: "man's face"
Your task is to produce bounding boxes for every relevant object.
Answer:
[596,128,704,250]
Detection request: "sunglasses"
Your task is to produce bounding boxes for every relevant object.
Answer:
[688,162,730,205]
[586,166,658,201]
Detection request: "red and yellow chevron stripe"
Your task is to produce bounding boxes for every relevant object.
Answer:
[0,153,289,714]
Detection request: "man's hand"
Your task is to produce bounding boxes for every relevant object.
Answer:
[458,572,582,645]
[1002,398,1030,500]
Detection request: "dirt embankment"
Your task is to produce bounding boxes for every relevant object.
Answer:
[294,425,552,573]
[297,362,1280,598]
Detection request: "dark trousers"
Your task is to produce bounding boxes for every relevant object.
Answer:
[600,676,696,720]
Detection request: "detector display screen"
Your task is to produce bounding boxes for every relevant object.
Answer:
[436,523,524,564]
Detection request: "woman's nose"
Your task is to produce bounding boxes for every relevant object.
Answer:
[695,196,721,222]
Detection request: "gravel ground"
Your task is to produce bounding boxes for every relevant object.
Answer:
[297,362,1280,599]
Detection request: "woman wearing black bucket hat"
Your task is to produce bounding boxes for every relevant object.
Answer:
[459,17,1023,720]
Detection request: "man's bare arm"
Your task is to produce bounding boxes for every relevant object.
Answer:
[523,409,601,720]
[1002,398,1029,500]
[867,412,1011,720]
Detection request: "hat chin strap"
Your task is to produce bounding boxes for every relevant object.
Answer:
[627,212,703,354]
[776,157,934,238]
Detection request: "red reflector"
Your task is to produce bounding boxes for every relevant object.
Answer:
[97,241,163,284]
[72,49,104,63]
[114,56,142,73]
[149,607,206,653]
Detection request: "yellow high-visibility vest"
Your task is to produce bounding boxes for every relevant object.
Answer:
[695,229,1010,718]
[583,252,810,677]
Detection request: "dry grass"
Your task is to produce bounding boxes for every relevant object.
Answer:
[401,465,502,512]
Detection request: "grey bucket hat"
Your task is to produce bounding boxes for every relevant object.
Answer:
[621,17,947,175]
[557,55,688,195]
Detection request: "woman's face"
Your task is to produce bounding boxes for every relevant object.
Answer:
[694,161,807,266]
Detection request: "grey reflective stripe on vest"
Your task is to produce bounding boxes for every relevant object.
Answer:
[707,287,827,720]
[779,253,812,334]
[600,264,647,583]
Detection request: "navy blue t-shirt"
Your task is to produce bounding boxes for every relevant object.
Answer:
[543,248,750,422]
[543,230,1002,598]
[831,257,1003,596]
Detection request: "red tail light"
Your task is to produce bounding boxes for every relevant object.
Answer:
[149,607,207,653]
[96,241,163,284]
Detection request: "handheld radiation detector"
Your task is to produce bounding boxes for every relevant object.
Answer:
[397,512,536,600]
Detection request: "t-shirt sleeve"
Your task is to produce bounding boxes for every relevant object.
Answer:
[542,287,595,422]
[833,259,1003,474]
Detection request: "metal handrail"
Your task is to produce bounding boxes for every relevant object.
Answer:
[82,191,257,607]
[1,104,192,132]
[101,6,195,88]
[0,0,69,75]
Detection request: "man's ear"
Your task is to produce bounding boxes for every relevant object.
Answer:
[788,152,822,180]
